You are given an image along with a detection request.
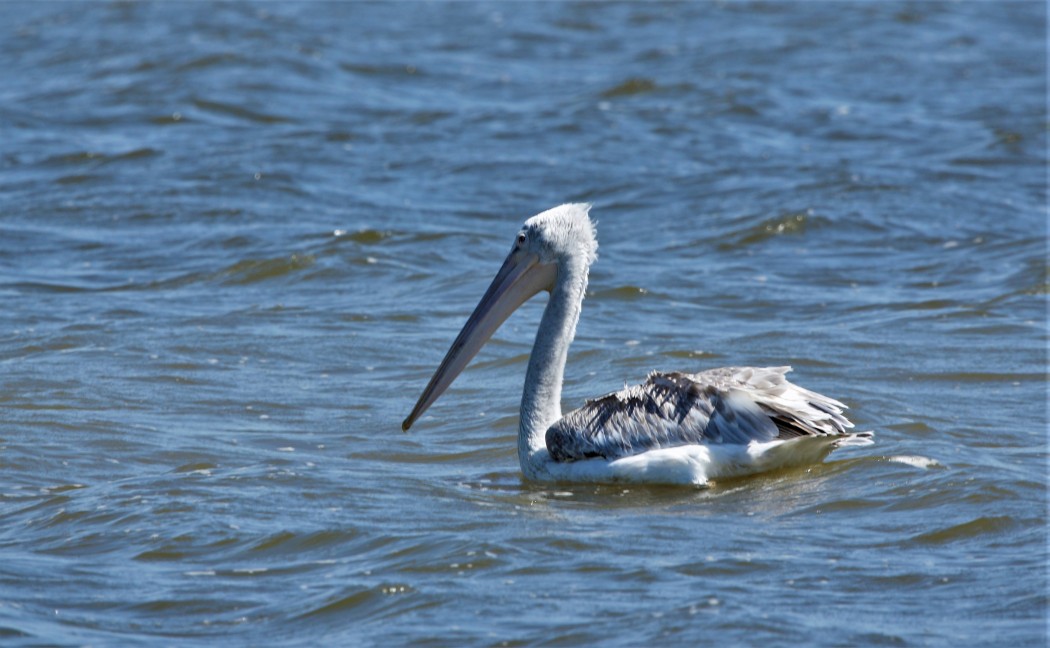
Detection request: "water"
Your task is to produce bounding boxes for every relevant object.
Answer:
[1,1,1046,645]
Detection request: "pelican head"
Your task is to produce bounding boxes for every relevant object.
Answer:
[402,203,596,431]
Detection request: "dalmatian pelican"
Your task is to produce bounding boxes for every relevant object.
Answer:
[403,204,870,486]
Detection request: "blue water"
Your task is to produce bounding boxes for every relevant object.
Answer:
[1,2,1046,645]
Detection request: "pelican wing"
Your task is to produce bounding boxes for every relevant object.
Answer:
[545,366,853,462]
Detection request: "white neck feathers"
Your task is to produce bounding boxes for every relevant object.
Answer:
[518,260,589,469]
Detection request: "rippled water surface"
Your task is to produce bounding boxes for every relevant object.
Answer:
[1,2,1047,645]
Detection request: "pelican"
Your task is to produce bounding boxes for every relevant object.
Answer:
[403,204,871,486]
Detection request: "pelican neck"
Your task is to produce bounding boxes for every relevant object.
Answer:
[517,260,588,468]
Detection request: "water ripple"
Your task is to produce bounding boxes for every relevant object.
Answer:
[0,1,1045,646]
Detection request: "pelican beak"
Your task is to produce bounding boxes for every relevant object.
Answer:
[402,248,556,431]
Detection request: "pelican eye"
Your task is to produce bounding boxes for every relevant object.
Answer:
[516,232,527,247]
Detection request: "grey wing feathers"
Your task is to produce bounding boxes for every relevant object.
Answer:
[545,366,853,463]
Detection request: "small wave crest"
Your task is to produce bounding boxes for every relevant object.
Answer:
[886,455,943,469]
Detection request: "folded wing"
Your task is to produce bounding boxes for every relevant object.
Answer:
[545,366,853,462]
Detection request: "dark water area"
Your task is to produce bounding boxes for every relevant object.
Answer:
[1,2,1047,645]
